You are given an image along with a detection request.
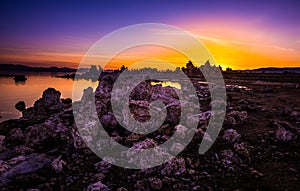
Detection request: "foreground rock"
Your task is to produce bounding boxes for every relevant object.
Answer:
[0,73,300,190]
[274,122,298,142]
[86,181,110,191]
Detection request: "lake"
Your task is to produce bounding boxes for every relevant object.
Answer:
[0,74,221,122]
[0,74,98,122]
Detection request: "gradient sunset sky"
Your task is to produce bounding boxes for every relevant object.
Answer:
[1,0,299,70]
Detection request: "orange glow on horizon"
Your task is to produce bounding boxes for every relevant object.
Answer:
[103,45,189,70]
[1,17,299,70]
[176,17,300,69]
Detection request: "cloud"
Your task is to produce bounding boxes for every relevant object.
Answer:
[195,35,296,52]
[152,28,296,52]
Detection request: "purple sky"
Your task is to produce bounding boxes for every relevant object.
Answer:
[1,0,299,69]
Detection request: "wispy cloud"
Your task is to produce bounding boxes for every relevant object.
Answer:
[153,28,296,52]
[195,35,296,52]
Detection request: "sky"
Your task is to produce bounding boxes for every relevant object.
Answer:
[0,0,300,70]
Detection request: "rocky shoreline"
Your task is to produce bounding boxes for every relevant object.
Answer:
[0,74,300,191]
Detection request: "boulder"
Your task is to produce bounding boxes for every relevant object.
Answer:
[86,181,110,191]
[6,128,24,144]
[225,111,248,126]
[0,160,10,175]
[51,155,66,173]
[161,157,186,175]
[0,154,52,187]
[290,111,300,122]
[22,88,63,120]
[134,179,150,191]
[94,160,112,174]
[15,101,26,112]
[222,129,241,143]
[148,177,163,190]
[275,125,297,142]
[41,88,61,107]
[219,149,242,167]
[233,142,250,157]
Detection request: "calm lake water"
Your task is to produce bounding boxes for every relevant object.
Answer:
[1,74,228,122]
[0,74,98,122]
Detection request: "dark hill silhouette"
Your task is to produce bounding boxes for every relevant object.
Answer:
[0,64,76,73]
[242,67,300,73]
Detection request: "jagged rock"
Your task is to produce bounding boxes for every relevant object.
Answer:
[0,154,52,187]
[174,124,188,140]
[6,128,24,144]
[148,177,163,190]
[71,127,87,149]
[154,86,178,101]
[129,100,150,108]
[22,107,46,121]
[275,124,297,142]
[157,124,172,136]
[86,181,110,191]
[161,157,186,175]
[2,71,300,190]
[134,179,150,191]
[198,111,211,121]
[170,142,185,153]
[233,142,250,157]
[128,140,168,170]
[41,88,61,107]
[15,101,26,112]
[15,145,32,155]
[125,133,145,146]
[290,111,300,122]
[226,111,248,125]
[222,129,241,143]
[224,116,237,127]
[95,100,108,116]
[21,88,63,120]
[81,87,94,103]
[100,113,117,128]
[94,173,106,182]
[0,160,10,175]
[8,155,27,166]
[220,149,242,166]
[133,138,157,149]
[51,155,66,173]
[61,98,72,104]
[95,160,112,174]
[130,81,152,101]
[195,128,213,142]
[210,99,226,109]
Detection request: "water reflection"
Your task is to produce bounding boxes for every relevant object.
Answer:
[15,81,26,86]
[0,75,98,122]
[151,81,181,89]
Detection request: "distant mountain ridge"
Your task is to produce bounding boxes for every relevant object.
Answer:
[0,64,77,73]
[242,67,300,73]
[1,64,299,74]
